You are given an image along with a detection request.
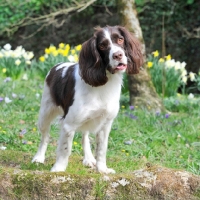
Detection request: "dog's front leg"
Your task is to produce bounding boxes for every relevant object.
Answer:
[95,120,115,174]
[51,124,75,172]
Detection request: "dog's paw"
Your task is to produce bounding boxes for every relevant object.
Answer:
[32,155,45,163]
[50,164,66,172]
[96,163,116,174]
[83,158,96,168]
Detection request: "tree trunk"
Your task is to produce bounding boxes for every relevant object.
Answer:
[118,0,164,111]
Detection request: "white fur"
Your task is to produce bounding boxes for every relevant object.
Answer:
[32,29,128,174]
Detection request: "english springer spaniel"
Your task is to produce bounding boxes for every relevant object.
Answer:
[32,25,143,174]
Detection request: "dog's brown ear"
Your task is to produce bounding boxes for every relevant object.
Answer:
[79,37,108,87]
[117,26,143,74]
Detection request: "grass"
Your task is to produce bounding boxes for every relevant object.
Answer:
[0,74,200,176]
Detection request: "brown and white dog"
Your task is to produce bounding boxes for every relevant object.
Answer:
[32,25,143,174]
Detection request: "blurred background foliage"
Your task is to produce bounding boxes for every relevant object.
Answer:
[0,0,199,74]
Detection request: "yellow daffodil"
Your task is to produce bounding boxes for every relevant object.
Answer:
[152,50,159,57]
[71,49,76,55]
[59,43,65,49]
[62,49,69,56]
[165,54,171,61]
[159,58,165,63]
[74,54,78,62]
[52,51,58,57]
[39,56,45,62]
[2,68,7,73]
[49,46,56,53]
[75,44,82,51]
[45,48,51,54]
[147,61,153,68]
[65,44,70,50]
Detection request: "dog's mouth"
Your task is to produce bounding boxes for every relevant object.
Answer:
[115,63,127,71]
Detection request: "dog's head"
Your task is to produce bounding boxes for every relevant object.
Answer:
[79,25,143,87]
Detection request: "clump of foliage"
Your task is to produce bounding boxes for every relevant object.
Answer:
[36,43,81,78]
[0,44,34,79]
[147,50,196,97]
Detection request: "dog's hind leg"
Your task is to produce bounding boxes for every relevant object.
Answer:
[82,131,96,168]
[32,84,62,163]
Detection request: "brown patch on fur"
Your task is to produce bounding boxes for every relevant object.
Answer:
[46,63,76,117]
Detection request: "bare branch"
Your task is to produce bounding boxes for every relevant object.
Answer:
[1,0,96,37]
[177,22,200,39]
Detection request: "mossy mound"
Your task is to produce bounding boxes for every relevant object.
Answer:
[0,150,200,200]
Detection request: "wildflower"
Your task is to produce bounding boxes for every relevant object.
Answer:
[52,51,58,57]
[2,68,6,73]
[12,93,17,98]
[189,72,196,81]
[0,97,4,102]
[165,113,170,118]
[165,54,171,61]
[59,43,65,48]
[174,61,181,70]
[45,48,51,54]
[155,110,160,116]
[147,61,153,68]
[36,93,40,98]
[118,178,130,186]
[177,93,181,97]
[75,44,82,51]
[124,140,132,145]
[73,141,77,145]
[130,114,137,119]
[49,46,56,53]
[68,55,75,62]
[188,93,194,99]
[158,58,164,63]
[121,105,125,109]
[71,49,76,55]
[121,149,126,152]
[5,97,12,103]
[74,54,78,62]
[4,77,12,82]
[152,50,159,57]
[180,61,186,69]
[165,59,175,68]
[3,43,11,51]
[33,128,37,132]
[129,105,134,110]
[26,60,31,65]
[181,76,187,84]
[39,56,45,62]
[22,74,28,80]
[15,59,21,66]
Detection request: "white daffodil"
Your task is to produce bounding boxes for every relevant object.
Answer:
[15,59,21,66]
[181,76,187,84]
[3,43,12,51]
[189,72,196,81]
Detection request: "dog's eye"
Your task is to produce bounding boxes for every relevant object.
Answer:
[99,44,107,50]
[118,38,124,44]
